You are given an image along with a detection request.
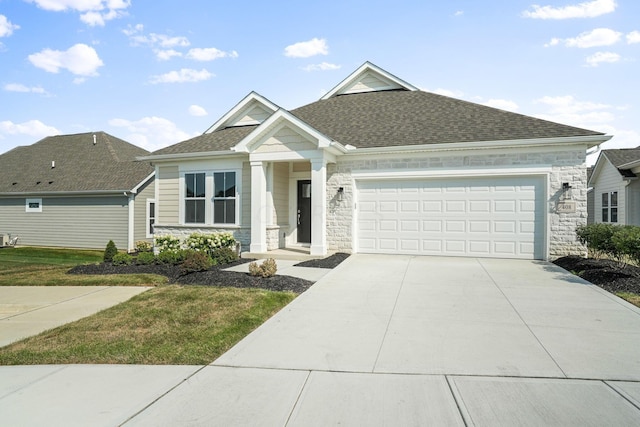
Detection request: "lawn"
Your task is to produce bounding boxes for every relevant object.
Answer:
[0,247,297,365]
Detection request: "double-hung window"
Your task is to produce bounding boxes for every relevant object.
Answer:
[602,191,618,223]
[214,172,236,224]
[185,173,206,223]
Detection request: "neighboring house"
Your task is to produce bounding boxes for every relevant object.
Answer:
[141,62,610,260]
[0,132,155,251]
[588,147,640,226]
[587,166,595,225]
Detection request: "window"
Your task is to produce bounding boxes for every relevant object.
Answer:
[602,191,618,223]
[185,173,205,223]
[147,199,156,237]
[214,172,236,224]
[26,198,42,213]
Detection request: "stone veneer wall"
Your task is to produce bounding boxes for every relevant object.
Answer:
[326,148,588,260]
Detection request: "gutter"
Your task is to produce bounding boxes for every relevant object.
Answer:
[137,150,246,162]
[0,190,136,197]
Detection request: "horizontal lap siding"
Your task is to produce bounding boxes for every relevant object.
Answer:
[0,196,129,249]
[158,166,179,224]
[133,178,155,242]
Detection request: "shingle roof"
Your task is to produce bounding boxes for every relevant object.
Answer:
[150,126,256,156]
[0,132,153,194]
[601,148,640,178]
[292,90,603,148]
[150,89,604,156]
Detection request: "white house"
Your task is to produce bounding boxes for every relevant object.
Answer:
[141,62,610,260]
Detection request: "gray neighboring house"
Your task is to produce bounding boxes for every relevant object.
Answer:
[0,132,155,251]
[142,62,611,260]
[588,147,640,226]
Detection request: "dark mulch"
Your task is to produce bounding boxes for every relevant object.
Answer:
[68,255,347,294]
[294,252,350,269]
[553,255,640,294]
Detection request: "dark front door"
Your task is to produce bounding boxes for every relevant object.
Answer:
[297,180,311,244]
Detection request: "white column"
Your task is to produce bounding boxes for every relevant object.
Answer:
[266,163,274,226]
[250,161,267,253]
[310,158,327,256]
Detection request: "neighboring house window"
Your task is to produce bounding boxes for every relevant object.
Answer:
[214,172,236,224]
[185,173,206,223]
[602,191,618,223]
[147,199,156,238]
[25,198,42,213]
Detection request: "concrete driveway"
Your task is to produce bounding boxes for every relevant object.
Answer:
[2,255,640,426]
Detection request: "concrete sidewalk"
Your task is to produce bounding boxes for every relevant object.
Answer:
[2,255,640,426]
[0,286,151,347]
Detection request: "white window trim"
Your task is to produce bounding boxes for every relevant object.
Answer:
[602,191,618,223]
[212,170,240,226]
[26,198,42,213]
[146,199,156,238]
[179,169,241,226]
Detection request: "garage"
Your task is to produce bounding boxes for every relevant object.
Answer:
[356,176,546,259]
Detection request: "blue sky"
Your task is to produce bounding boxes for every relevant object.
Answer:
[0,0,638,164]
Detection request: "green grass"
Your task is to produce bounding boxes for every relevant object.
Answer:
[0,286,296,365]
[0,247,297,364]
[616,292,640,308]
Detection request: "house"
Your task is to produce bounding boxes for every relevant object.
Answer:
[588,147,640,226]
[0,132,155,251]
[141,62,610,260]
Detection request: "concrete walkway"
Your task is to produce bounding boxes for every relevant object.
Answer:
[2,255,640,426]
[0,286,151,347]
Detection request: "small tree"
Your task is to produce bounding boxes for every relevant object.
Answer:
[104,240,118,263]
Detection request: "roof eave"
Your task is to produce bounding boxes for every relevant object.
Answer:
[137,151,246,162]
[0,190,135,197]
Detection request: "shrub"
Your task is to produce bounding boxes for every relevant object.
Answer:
[103,240,118,263]
[211,247,239,265]
[248,258,277,278]
[154,235,182,253]
[156,249,187,265]
[576,223,619,259]
[135,240,153,253]
[136,251,156,265]
[185,232,236,257]
[112,252,133,266]
[181,250,214,273]
[612,226,640,266]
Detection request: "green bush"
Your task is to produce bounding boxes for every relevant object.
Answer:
[103,240,118,263]
[181,250,214,273]
[136,251,156,265]
[156,249,187,265]
[576,223,619,258]
[211,247,238,265]
[154,235,182,253]
[112,252,133,266]
[184,232,236,257]
[135,240,153,252]
[248,258,277,278]
[612,226,640,265]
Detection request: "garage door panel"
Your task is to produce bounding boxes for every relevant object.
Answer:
[357,176,545,259]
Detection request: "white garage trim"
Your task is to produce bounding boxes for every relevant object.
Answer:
[352,168,550,259]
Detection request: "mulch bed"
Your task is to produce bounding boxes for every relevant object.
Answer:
[553,255,640,294]
[68,253,351,294]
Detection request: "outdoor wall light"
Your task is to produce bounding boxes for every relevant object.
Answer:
[562,182,573,200]
[337,187,344,202]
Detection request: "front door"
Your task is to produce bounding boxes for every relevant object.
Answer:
[297,180,311,243]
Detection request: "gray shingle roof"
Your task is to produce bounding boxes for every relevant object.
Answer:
[601,148,640,178]
[150,89,604,156]
[0,132,153,194]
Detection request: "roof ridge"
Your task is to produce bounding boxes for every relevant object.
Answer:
[101,132,121,162]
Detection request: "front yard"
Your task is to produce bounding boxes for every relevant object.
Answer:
[0,247,297,365]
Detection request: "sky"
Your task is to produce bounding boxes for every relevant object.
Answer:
[0,0,638,165]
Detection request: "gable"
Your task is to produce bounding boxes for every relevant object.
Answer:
[204,92,279,134]
[321,61,417,100]
[253,124,318,154]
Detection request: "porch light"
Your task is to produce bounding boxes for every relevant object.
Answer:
[337,187,344,202]
[562,182,573,200]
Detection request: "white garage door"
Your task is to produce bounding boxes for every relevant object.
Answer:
[356,176,545,259]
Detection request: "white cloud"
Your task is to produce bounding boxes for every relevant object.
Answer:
[149,68,213,84]
[484,99,519,112]
[627,31,640,44]
[585,51,621,66]
[301,62,341,71]
[4,83,47,94]
[186,48,238,61]
[587,127,640,165]
[108,116,193,152]
[123,25,190,48]
[25,0,130,26]
[155,49,182,61]
[535,95,615,130]
[454,10,464,16]
[284,38,328,58]
[546,28,622,48]
[0,119,60,138]
[522,0,616,19]
[188,105,208,117]
[28,43,104,76]
[0,15,20,37]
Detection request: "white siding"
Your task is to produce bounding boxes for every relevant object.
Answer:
[133,177,155,242]
[342,71,403,94]
[626,180,640,225]
[157,165,179,224]
[254,126,317,153]
[593,161,625,224]
[272,162,289,226]
[0,196,129,249]
[241,161,251,227]
[234,104,271,126]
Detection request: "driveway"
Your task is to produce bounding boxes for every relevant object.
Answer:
[2,255,640,426]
